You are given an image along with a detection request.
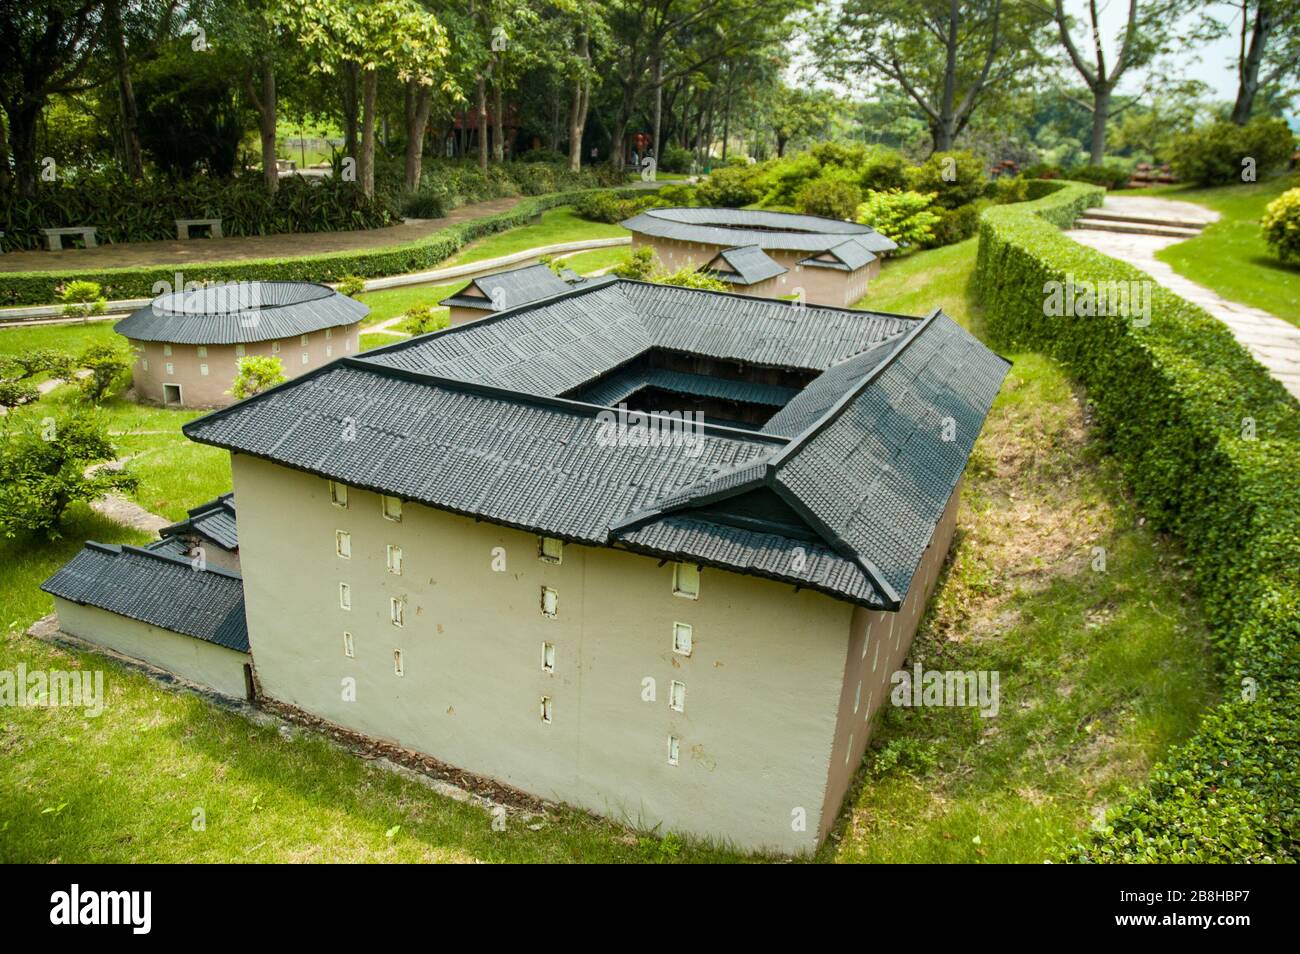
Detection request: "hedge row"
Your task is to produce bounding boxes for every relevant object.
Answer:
[975,180,1300,861]
[0,186,650,307]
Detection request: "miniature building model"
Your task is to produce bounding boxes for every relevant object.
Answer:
[439,263,575,326]
[46,279,1008,854]
[622,207,897,306]
[116,281,367,408]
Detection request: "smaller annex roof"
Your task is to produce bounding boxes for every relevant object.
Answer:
[116,281,368,345]
[42,542,248,652]
[700,245,787,286]
[439,263,571,313]
[799,237,879,272]
[159,493,237,552]
[621,207,898,256]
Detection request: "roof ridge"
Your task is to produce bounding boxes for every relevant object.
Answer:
[81,540,244,580]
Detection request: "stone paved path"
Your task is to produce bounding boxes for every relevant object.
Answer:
[1066,196,1300,401]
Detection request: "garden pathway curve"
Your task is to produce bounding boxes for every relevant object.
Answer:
[1066,196,1300,401]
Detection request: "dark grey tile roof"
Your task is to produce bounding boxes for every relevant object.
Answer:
[799,236,880,272]
[185,288,1008,609]
[116,281,367,345]
[438,263,571,313]
[159,493,237,551]
[762,339,900,436]
[364,280,913,394]
[573,367,799,408]
[184,362,784,546]
[703,245,787,285]
[612,312,1010,606]
[622,207,897,255]
[42,543,249,652]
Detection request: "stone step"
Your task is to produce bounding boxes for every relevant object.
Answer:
[1073,218,1203,238]
[1081,208,1210,230]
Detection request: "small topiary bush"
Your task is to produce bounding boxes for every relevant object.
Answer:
[856,190,942,251]
[907,150,988,210]
[1261,187,1300,263]
[1168,117,1295,186]
[694,164,763,208]
[658,144,694,174]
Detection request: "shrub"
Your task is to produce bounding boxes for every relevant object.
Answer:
[0,378,38,409]
[335,276,366,298]
[572,190,661,224]
[907,151,988,210]
[1021,163,1064,180]
[399,188,448,219]
[651,266,727,291]
[1,349,75,381]
[924,201,984,248]
[856,190,942,251]
[60,280,107,319]
[77,342,130,404]
[401,306,449,335]
[693,164,762,208]
[755,152,821,207]
[795,177,863,220]
[659,145,694,174]
[655,183,697,206]
[229,355,286,400]
[988,175,1030,205]
[612,246,657,280]
[975,181,1300,862]
[856,147,910,193]
[1064,164,1131,190]
[519,148,566,163]
[1261,187,1300,263]
[0,411,138,539]
[1168,117,1295,186]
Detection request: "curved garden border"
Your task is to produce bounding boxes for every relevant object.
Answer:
[976,180,1299,861]
[0,186,651,308]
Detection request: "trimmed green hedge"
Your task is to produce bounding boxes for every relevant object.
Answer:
[0,186,649,308]
[975,180,1300,862]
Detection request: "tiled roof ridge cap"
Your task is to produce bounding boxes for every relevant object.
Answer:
[81,541,244,581]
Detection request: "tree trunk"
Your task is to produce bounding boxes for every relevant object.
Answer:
[0,109,10,193]
[1089,86,1110,166]
[651,54,663,165]
[341,63,360,158]
[567,27,590,172]
[1231,3,1275,125]
[476,76,489,169]
[403,81,432,192]
[492,82,505,161]
[360,68,378,197]
[107,0,143,180]
[258,66,279,194]
[6,101,41,197]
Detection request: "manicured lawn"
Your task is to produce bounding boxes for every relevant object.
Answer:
[357,282,460,327]
[0,234,1218,863]
[446,207,627,266]
[1126,175,1300,326]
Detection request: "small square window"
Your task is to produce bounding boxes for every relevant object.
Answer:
[539,536,563,564]
[301,351,309,365]
[338,582,351,610]
[673,562,700,599]
[390,597,405,627]
[540,586,558,617]
[540,696,552,723]
[141,359,149,372]
[672,622,693,656]
[335,530,351,559]
[271,341,280,354]
[393,650,404,676]
[300,334,309,346]
[542,641,555,673]
[326,345,333,358]
[328,480,348,508]
[196,346,208,358]
[165,362,174,375]
[163,344,172,356]
[667,735,680,765]
[235,343,246,357]
[669,680,686,712]
[381,495,402,522]
[854,680,862,713]
[325,328,333,340]
[343,632,354,658]
[386,544,402,575]
[199,363,209,376]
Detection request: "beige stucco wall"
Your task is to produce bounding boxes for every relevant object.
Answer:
[632,235,881,308]
[817,476,963,838]
[127,322,360,408]
[231,452,859,854]
[53,596,251,700]
[448,306,487,327]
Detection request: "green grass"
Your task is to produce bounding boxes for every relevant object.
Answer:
[1124,175,1300,326]
[446,208,627,266]
[0,237,1219,863]
[357,282,461,327]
